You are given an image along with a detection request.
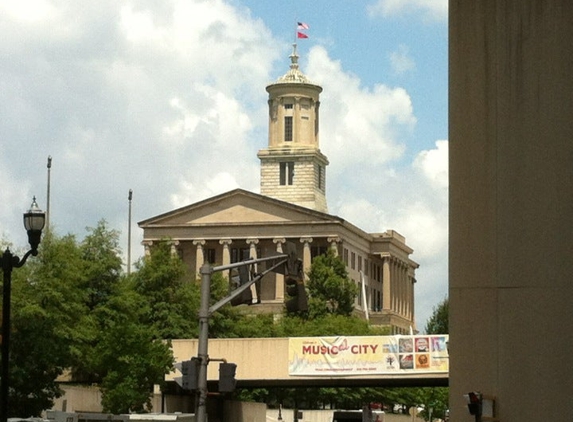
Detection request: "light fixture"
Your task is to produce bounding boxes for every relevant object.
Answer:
[1,197,46,422]
[23,196,46,253]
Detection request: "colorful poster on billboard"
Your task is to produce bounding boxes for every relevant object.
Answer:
[288,335,448,376]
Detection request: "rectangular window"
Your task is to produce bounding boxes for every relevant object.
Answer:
[317,165,323,190]
[311,246,328,260]
[231,248,249,263]
[343,248,349,265]
[284,116,293,142]
[231,247,260,263]
[279,162,295,185]
[358,256,362,272]
[205,248,216,264]
[284,103,293,109]
[351,252,356,270]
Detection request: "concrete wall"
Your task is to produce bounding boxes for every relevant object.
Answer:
[449,1,573,421]
[51,385,103,413]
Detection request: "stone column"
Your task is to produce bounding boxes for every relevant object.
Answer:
[300,237,313,278]
[246,238,260,303]
[382,256,391,311]
[142,240,153,257]
[169,240,180,256]
[294,96,301,143]
[273,237,286,301]
[193,239,206,278]
[327,236,341,257]
[219,239,232,279]
[399,261,406,317]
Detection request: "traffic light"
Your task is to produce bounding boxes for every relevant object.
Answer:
[181,358,200,391]
[466,391,482,418]
[218,362,237,393]
[230,263,253,306]
[285,265,308,313]
[284,241,299,276]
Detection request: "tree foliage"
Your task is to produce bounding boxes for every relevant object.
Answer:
[424,296,449,334]
[2,221,448,417]
[306,250,358,317]
[2,223,177,416]
[132,241,198,339]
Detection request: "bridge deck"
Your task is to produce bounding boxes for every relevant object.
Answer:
[167,338,448,388]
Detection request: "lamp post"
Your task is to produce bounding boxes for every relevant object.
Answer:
[0,198,46,422]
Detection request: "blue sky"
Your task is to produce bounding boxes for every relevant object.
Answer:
[0,0,448,329]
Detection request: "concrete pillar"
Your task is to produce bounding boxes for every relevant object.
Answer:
[450,2,573,421]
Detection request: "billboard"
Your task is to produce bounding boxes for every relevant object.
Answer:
[288,335,448,376]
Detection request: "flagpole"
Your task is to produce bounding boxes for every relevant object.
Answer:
[293,18,297,44]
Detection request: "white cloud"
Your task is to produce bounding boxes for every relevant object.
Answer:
[1,0,56,22]
[0,0,447,330]
[390,44,416,75]
[306,46,416,172]
[368,0,448,21]
[414,139,448,189]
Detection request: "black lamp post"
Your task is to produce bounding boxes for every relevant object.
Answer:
[0,198,45,422]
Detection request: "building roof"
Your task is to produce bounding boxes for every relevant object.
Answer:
[138,189,416,265]
[266,44,321,90]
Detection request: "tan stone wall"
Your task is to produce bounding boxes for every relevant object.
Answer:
[450,2,573,421]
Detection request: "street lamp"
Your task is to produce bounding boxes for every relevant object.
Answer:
[0,198,46,422]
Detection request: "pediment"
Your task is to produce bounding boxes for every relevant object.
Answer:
[139,189,338,227]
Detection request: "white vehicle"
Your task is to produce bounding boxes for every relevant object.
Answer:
[331,409,384,422]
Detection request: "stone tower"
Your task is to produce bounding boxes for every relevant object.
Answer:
[258,44,329,213]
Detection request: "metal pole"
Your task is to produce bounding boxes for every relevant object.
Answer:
[127,189,133,275]
[1,249,14,422]
[196,264,212,422]
[46,156,52,232]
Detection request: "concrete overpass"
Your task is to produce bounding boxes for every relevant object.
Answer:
[167,337,449,389]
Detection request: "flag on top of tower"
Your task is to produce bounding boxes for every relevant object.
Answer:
[297,22,309,30]
[297,32,308,39]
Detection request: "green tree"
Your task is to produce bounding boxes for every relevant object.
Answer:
[424,297,448,334]
[93,285,174,413]
[7,231,86,416]
[80,220,123,310]
[306,250,358,317]
[132,241,198,339]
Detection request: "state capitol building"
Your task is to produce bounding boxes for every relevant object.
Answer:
[139,45,419,334]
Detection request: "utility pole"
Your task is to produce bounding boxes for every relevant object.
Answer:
[127,189,133,275]
[46,156,52,232]
[194,253,296,422]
